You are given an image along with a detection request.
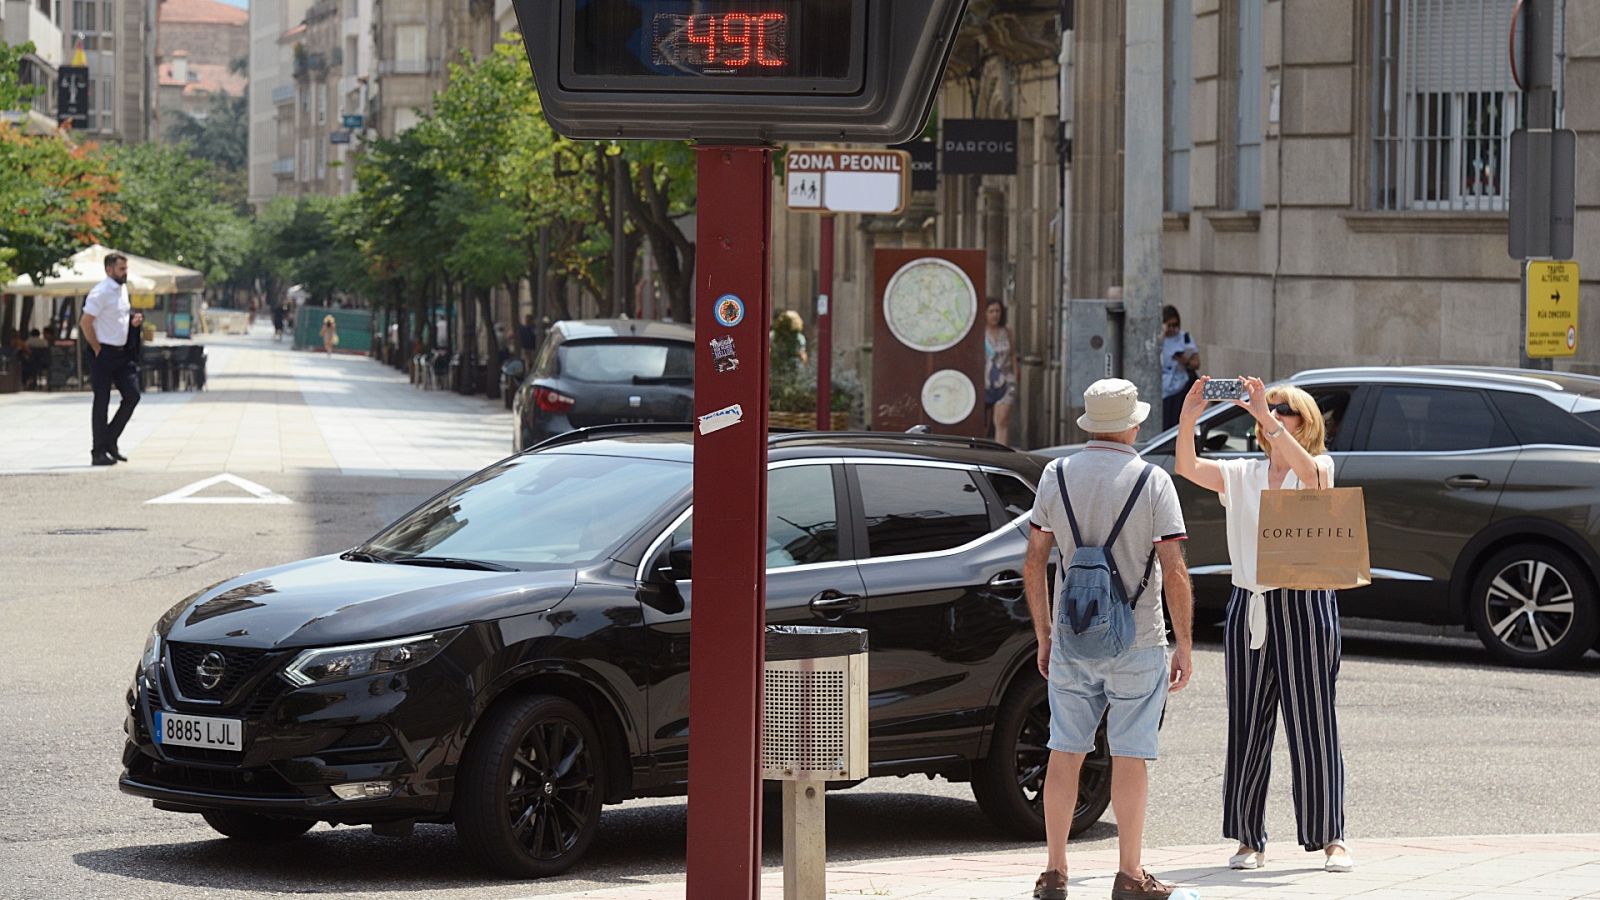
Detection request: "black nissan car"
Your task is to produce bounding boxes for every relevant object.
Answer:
[121,428,1098,877]
[510,320,695,451]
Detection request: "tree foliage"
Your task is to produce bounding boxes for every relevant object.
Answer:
[0,123,121,285]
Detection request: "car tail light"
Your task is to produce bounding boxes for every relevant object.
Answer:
[535,387,576,413]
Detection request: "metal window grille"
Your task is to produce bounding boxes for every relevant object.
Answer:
[1235,0,1264,211]
[1373,0,1565,211]
[1166,0,1193,213]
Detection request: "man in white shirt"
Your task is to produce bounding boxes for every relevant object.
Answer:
[80,253,139,466]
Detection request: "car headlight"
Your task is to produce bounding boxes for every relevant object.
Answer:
[282,630,460,687]
[140,627,161,674]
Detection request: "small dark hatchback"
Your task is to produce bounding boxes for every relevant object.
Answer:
[510,319,695,452]
[121,428,1103,878]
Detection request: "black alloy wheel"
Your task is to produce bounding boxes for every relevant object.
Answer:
[971,678,1112,839]
[1469,544,1599,669]
[200,809,315,842]
[456,695,604,878]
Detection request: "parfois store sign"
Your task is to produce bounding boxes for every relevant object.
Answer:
[942,119,1017,175]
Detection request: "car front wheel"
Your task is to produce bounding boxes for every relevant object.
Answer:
[1468,544,1599,668]
[971,677,1111,840]
[455,695,604,878]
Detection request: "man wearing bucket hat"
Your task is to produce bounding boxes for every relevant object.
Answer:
[1024,379,1195,900]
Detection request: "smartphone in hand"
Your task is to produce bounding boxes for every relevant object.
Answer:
[1203,378,1246,402]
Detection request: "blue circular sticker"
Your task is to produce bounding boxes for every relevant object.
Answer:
[713,294,745,328]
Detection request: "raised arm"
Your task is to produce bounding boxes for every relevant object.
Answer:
[1174,377,1225,494]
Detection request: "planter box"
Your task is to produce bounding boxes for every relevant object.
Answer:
[770,410,849,431]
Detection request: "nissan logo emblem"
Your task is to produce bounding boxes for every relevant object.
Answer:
[196,651,226,691]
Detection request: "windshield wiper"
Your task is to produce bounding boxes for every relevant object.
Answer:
[389,556,516,572]
[341,549,392,564]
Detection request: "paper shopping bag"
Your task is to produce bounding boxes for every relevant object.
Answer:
[1255,486,1371,591]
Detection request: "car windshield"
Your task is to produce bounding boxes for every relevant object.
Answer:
[561,341,694,383]
[362,452,690,569]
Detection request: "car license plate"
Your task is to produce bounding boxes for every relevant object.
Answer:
[154,710,243,751]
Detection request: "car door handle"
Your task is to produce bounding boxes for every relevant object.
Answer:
[988,572,1026,590]
[809,591,861,614]
[1445,475,1491,489]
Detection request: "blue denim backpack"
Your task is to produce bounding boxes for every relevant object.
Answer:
[1053,460,1158,660]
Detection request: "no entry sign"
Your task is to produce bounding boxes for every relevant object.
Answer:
[785,149,911,215]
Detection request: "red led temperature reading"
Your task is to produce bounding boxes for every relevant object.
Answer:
[654,12,789,71]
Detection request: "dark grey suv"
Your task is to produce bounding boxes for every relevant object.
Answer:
[1051,367,1600,667]
[511,320,694,452]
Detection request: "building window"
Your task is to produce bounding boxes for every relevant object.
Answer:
[1234,0,1263,211]
[1165,0,1193,212]
[1372,0,1564,212]
[395,24,426,69]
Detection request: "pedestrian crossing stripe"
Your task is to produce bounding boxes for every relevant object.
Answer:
[145,473,294,505]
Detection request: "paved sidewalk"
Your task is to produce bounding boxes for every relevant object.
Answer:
[0,326,512,478]
[535,834,1600,900]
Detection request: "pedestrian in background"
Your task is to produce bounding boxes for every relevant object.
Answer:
[984,298,1020,447]
[517,313,539,374]
[771,309,808,368]
[1160,305,1200,430]
[80,253,139,467]
[1174,375,1353,874]
[1024,378,1194,900]
[271,301,286,342]
[321,315,339,356]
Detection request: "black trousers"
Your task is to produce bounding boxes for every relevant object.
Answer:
[91,344,140,455]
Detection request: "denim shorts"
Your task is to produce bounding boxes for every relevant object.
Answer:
[1046,643,1168,760]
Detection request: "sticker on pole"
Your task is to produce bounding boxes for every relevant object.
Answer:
[713,294,745,327]
[710,335,741,373]
[698,404,744,435]
[1526,259,1579,358]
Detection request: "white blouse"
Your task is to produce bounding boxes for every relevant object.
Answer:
[1217,454,1336,648]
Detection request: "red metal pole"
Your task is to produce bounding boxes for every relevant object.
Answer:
[686,144,772,900]
[816,214,834,431]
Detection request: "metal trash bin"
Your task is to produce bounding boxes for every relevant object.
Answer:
[763,625,867,900]
[763,625,868,781]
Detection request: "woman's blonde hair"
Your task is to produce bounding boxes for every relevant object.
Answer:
[322,315,335,326]
[1256,384,1326,457]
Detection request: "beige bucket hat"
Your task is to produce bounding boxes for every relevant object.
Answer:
[1076,378,1151,433]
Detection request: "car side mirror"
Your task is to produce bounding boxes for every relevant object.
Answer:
[668,541,692,582]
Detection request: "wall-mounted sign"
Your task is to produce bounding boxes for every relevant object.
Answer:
[892,139,938,192]
[871,249,986,436]
[57,66,90,129]
[784,148,910,215]
[942,118,1018,176]
[330,130,352,144]
[341,113,364,129]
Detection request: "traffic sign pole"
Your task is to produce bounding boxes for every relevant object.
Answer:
[817,214,834,430]
[687,144,772,900]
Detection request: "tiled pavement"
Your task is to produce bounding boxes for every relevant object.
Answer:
[0,326,513,478]
[534,834,1600,900]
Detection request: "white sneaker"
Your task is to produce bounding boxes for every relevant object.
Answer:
[1324,841,1354,873]
[1228,847,1265,870]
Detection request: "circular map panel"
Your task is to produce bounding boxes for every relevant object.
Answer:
[921,369,977,426]
[883,257,978,353]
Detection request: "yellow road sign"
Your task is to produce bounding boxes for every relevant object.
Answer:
[1526,260,1580,358]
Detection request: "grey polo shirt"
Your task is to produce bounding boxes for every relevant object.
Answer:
[1029,441,1188,649]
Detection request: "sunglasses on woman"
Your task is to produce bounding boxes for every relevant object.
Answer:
[1269,402,1300,417]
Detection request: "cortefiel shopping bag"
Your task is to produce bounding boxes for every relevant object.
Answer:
[1255,484,1371,591]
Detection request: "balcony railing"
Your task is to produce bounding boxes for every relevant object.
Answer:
[272,158,295,177]
[271,84,296,105]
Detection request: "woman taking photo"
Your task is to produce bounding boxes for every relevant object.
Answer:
[1175,375,1352,874]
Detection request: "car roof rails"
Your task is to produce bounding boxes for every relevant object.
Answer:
[766,430,1016,453]
[528,421,813,453]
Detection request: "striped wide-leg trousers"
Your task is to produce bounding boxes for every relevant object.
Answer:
[1222,586,1346,852]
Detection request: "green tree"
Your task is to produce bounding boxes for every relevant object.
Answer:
[168,91,248,173]
[104,141,246,286]
[0,124,121,285]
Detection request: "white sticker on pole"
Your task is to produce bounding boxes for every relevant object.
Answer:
[697,404,744,435]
